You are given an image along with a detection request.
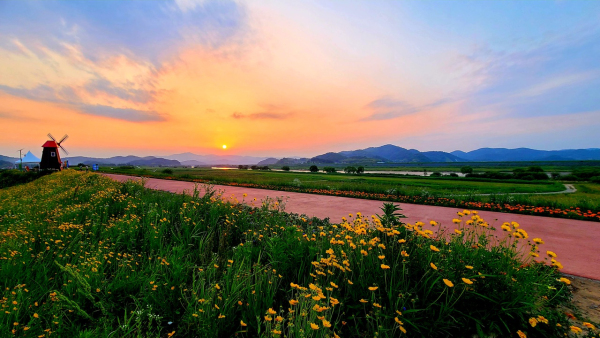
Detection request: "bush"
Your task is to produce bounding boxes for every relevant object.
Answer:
[323,166,337,173]
[0,170,50,189]
[559,174,579,181]
[161,168,174,174]
[590,176,600,184]
[430,171,442,177]
[357,166,364,174]
[449,173,459,177]
[461,166,474,174]
[282,166,290,171]
[309,165,319,172]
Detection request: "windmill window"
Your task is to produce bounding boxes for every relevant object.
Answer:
[51,152,56,157]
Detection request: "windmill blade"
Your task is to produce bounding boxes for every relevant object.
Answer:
[48,133,56,141]
[59,144,69,155]
[59,134,69,144]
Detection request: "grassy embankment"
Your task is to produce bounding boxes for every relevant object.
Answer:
[99,167,600,221]
[1,171,594,337]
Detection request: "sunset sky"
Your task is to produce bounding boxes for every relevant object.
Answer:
[1,0,599,158]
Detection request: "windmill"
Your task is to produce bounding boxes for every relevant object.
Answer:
[40,133,69,170]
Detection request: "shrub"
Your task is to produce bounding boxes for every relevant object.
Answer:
[282,166,290,171]
[591,176,600,184]
[430,171,442,177]
[161,168,174,174]
[309,165,319,172]
[449,173,459,177]
[357,166,365,174]
[323,166,337,173]
[461,166,474,174]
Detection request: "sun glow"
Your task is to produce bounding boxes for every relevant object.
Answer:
[222,145,227,149]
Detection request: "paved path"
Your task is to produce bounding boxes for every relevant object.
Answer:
[103,174,600,280]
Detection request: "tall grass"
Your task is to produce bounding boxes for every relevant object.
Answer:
[0,171,585,337]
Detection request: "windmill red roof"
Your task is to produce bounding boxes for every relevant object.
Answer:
[42,140,58,147]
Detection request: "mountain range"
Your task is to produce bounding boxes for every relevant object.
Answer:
[2,145,600,169]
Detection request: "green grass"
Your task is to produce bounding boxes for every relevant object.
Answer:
[0,171,587,337]
[102,167,565,196]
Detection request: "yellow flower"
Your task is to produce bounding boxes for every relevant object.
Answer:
[546,251,556,258]
[215,283,220,290]
[378,255,385,260]
[443,279,454,287]
[330,297,340,306]
[272,329,281,335]
[430,220,437,226]
[462,278,473,285]
[167,331,176,338]
[228,260,233,264]
[381,264,390,269]
[452,219,461,224]
[330,282,338,288]
[348,280,353,285]
[33,313,39,318]
[583,322,596,329]
[430,262,438,270]
[289,299,299,305]
[361,250,368,256]
[529,317,537,327]
[218,314,225,319]
[517,330,526,338]
[23,327,30,331]
[570,326,582,334]
[240,320,247,326]
[401,250,409,257]
[454,229,462,235]
[368,286,378,291]
[214,304,220,309]
[533,238,544,244]
[465,265,473,270]
[395,317,403,325]
[267,308,277,315]
[558,277,571,285]
[398,239,406,244]
[214,264,219,268]
[322,319,332,328]
[264,315,273,321]
[359,299,368,303]
[373,303,382,308]
[310,322,320,330]
[430,245,440,252]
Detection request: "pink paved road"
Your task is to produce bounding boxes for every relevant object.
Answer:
[103,173,600,280]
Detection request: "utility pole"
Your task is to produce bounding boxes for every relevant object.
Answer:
[18,149,23,170]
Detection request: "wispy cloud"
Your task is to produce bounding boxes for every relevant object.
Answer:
[232,112,292,120]
[78,104,165,122]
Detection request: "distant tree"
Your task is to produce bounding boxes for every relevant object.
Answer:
[238,165,244,169]
[430,172,442,177]
[551,172,560,179]
[449,173,459,177]
[261,166,270,170]
[309,165,319,173]
[161,168,173,175]
[527,166,544,173]
[77,163,85,167]
[251,165,258,170]
[323,167,337,173]
[356,166,365,174]
[344,166,357,174]
[460,166,473,174]
[590,176,600,184]
[282,166,290,171]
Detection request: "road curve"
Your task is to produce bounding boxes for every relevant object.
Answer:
[102,173,600,281]
[450,183,577,197]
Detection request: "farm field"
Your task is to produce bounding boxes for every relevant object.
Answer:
[99,167,600,221]
[1,171,593,337]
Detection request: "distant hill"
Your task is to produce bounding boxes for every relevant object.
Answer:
[180,160,206,166]
[451,148,600,162]
[309,145,464,164]
[257,158,279,166]
[65,156,180,167]
[0,160,12,169]
[275,158,309,165]
[165,152,268,165]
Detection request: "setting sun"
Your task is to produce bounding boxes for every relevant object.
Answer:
[222,145,227,149]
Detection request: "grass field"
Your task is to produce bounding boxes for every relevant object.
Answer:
[103,168,565,196]
[1,171,591,337]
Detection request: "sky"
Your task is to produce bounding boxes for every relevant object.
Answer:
[1,0,599,158]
